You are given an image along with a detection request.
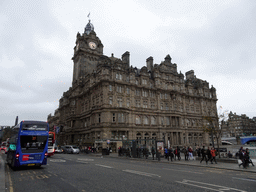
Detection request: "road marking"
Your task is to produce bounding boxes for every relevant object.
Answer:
[123,169,161,178]
[176,179,246,192]
[77,161,88,164]
[7,166,14,192]
[49,159,66,162]
[232,177,256,182]
[163,168,204,174]
[77,158,94,161]
[95,164,113,168]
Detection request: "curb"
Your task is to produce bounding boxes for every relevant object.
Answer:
[85,153,256,174]
[0,154,6,192]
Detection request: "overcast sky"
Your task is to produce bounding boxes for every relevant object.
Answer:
[1,0,256,126]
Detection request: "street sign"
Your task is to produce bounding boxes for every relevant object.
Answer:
[218,148,227,152]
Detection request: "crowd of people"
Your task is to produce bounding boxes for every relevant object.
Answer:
[116,145,254,169]
[238,147,254,169]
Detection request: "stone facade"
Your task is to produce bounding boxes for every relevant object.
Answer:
[222,112,256,137]
[47,20,218,150]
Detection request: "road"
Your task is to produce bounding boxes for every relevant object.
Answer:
[3,153,256,192]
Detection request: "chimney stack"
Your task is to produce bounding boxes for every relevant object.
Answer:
[122,51,130,67]
[146,56,153,71]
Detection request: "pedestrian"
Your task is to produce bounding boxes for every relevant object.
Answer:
[206,147,212,162]
[238,148,246,168]
[151,146,155,160]
[164,147,168,159]
[197,146,201,157]
[174,148,178,160]
[200,146,208,164]
[210,147,217,164]
[177,146,181,161]
[227,151,232,158]
[183,146,188,161]
[168,147,174,161]
[188,146,194,160]
[245,148,254,167]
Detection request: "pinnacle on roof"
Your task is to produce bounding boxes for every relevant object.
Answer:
[85,19,94,35]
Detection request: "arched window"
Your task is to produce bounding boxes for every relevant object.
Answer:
[136,115,141,124]
[144,116,149,124]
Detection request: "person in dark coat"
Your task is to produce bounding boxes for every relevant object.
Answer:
[177,146,181,161]
[200,146,208,164]
[206,147,212,162]
[168,147,174,161]
[151,146,155,160]
[183,146,189,161]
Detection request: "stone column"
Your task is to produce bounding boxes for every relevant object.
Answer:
[171,132,174,146]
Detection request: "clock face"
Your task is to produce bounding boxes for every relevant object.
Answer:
[89,42,97,49]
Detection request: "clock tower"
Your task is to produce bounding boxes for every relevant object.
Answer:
[72,19,104,83]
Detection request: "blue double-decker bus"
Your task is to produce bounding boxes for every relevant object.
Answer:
[6,120,49,168]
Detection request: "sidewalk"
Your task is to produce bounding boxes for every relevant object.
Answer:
[88,152,256,173]
[0,154,5,192]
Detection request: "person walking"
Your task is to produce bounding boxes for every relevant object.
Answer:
[206,147,212,162]
[177,146,181,161]
[210,147,217,164]
[183,146,189,161]
[238,148,245,168]
[188,146,194,160]
[200,146,208,164]
[151,146,155,160]
[168,147,174,161]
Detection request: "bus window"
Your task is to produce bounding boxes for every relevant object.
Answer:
[22,123,48,131]
[20,136,48,153]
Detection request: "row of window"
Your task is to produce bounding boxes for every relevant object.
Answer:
[82,114,180,126]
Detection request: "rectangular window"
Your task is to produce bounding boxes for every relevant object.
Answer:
[142,79,147,85]
[136,89,140,96]
[126,99,130,107]
[109,85,112,91]
[136,115,141,124]
[113,113,115,122]
[117,97,122,107]
[136,100,141,107]
[165,103,169,110]
[151,116,156,125]
[151,102,155,109]
[109,96,113,105]
[135,79,139,85]
[118,113,124,123]
[116,86,122,93]
[144,116,149,124]
[116,73,122,80]
[126,87,130,94]
[160,103,163,110]
[165,93,168,99]
[143,100,148,108]
[166,117,170,125]
[142,90,148,97]
[161,117,164,125]
[98,114,101,123]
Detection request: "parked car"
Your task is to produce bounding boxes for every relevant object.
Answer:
[62,145,80,154]
[54,147,63,153]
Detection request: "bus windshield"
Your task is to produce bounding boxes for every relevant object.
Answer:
[20,135,48,153]
[22,123,48,131]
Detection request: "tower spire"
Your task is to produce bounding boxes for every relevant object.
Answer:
[85,13,94,35]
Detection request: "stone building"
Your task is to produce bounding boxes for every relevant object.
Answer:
[47,19,218,151]
[222,112,256,137]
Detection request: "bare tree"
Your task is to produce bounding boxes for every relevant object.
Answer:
[202,106,229,158]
